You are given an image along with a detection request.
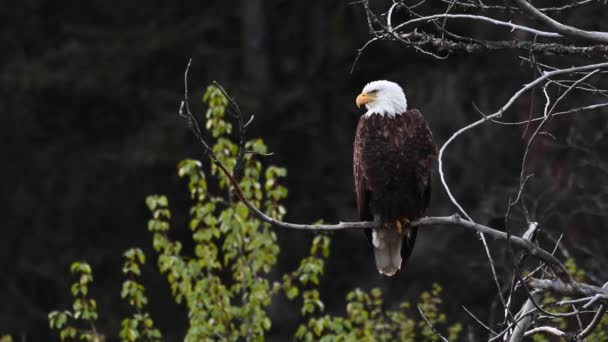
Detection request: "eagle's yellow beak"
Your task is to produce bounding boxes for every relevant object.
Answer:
[356,92,374,108]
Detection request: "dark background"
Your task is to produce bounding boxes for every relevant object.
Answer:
[2,0,607,340]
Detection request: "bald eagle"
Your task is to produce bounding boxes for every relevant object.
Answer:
[353,80,437,276]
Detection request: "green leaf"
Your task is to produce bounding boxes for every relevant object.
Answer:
[145,196,157,211]
[287,286,299,300]
[235,203,249,220]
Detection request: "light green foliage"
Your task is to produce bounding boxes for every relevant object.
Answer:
[295,283,461,342]
[564,257,586,282]
[417,284,462,341]
[49,84,462,341]
[279,234,331,317]
[120,248,162,341]
[49,250,161,342]
[48,262,104,341]
[144,84,304,341]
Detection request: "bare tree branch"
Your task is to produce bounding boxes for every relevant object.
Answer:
[528,278,608,301]
[509,291,543,342]
[508,222,541,342]
[437,61,608,221]
[393,31,608,58]
[495,102,608,125]
[357,0,608,61]
[391,13,562,38]
[579,303,607,338]
[523,326,565,338]
[462,305,498,336]
[511,0,608,44]
[211,80,251,181]
[512,70,602,211]
[441,0,595,13]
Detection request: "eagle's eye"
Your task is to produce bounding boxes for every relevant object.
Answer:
[368,89,378,94]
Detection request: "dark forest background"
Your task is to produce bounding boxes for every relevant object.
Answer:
[2,0,607,340]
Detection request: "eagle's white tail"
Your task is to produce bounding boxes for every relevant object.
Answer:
[371,226,403,276]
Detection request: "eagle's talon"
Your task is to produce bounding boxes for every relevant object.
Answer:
[395,218,410,235]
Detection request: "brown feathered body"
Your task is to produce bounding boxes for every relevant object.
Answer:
[353,109,437,275]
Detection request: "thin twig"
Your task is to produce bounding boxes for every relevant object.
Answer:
[462,305,497,335]
[211,80,251,181]
[579,303,607,338]
[418,306,450,342]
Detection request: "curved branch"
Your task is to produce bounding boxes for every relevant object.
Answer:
[211,151,575,282]
[523,326,565,338]
[579,304,607,338]
[578,282,608,338]
[437,61,608,219]
[511,0,608,44]
[391,13,562,38]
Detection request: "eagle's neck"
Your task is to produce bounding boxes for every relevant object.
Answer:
[364,95,408,118]
[364,110,403,118]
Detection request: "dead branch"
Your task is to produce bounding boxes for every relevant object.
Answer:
[393,31,608,58]
[391,13,561,38]
[579,303,607,338]
[511,0,608,44]
[358,0,608,60]
[442,0,595,14]
[528,278,608,301]
[509,291,543,342]
[507,223,541,342]
[437,61,608,221]
[523,326,565,338]
[211,81,250,181]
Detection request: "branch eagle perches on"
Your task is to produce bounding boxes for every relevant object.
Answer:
[180,2,608,337]
[178,57,606,305]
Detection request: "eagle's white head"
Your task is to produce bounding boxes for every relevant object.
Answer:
[356,80,408,118]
